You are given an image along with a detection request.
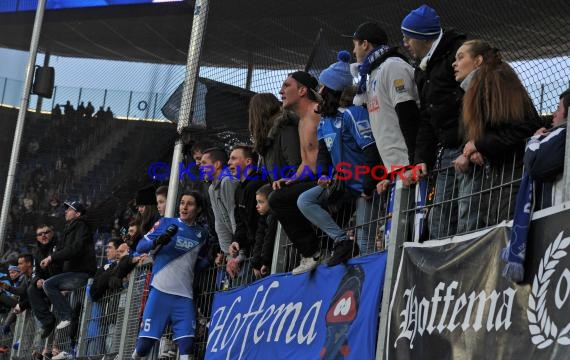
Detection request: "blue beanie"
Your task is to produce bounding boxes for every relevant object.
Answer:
[8,265,20,272]
[318,51,354,92]
[401,4,441,40]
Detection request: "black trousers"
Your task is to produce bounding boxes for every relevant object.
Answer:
[269,180,319,257]
[27,283,54,327]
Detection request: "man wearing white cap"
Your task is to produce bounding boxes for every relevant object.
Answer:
[38,201,96,337]
[349,21,421,190]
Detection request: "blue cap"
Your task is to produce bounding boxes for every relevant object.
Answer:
[8,265,20,272]
[401,4,441,40]
[318,51,354,91]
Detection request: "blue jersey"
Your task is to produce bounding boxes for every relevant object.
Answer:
[137,217,208,299]
[318,106,376,192]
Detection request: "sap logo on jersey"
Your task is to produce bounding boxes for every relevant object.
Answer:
[175,236,199,251]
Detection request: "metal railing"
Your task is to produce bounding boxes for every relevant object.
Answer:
[0,76,173,121]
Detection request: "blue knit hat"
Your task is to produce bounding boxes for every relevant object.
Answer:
[318,51,354,91]
[401,4,441,40]
[8,265,20,272]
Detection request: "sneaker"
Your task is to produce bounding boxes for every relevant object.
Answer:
[55,320,71,330]
[41,321,56,339]
[291,252,320,275]
[326,241,359,267]
[52,351,72,360]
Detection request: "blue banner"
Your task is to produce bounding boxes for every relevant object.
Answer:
[0,1,183,13]
[206,252,387,360]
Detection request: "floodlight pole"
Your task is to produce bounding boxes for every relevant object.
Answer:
[0,0,47,252]
[563,110,570,202]
[164,0,209,217]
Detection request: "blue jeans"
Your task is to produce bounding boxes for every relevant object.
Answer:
[354,194,380,255]
[298,185,379,253]
[43,272,89,322]
[429,148,480,239]
[298,185,349,244]
[457,164,485,234]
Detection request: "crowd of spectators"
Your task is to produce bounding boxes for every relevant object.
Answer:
[52,101,114,122]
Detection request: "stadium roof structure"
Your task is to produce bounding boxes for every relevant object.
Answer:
[0,0,566,68]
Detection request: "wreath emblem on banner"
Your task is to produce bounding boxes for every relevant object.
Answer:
[528,232,570,349]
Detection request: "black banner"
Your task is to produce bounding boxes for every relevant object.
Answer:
[388,209,570,360]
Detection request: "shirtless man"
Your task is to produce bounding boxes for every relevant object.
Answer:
[269,71,321,275]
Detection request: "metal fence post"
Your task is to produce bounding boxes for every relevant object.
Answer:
[103,89,107,108]
[11,310,26,357]
[76,280,93,356]
[51,85,57,110]
[270,223,289,274]
[117,268,139,359]
[126,90,133,120]
[539,83,545,114]
[77,87,83,107]
[0,77,7,105]
[13,312,25,358]
[153,92,158,120]
[563,109,570,202]
[375,179,413,359]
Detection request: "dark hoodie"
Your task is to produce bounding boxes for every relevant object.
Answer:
[51,217,97,276]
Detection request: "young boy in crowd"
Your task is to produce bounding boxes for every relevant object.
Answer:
[251,184,277,278]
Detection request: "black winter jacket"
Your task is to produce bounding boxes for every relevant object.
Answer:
[260,111,302,182]
[31,237,62,286]
[51,217,97,276]
[474,106,540,167]
[89,255,138,301]
[251,211,277,270]
[414,29,467,168]
[233,175,267,253]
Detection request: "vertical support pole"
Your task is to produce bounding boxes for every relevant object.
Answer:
[127,90,133,120]
[270,224,289,274]
[51,85,58,110]
[375,179,412,359]
[75,279,94,356]
[562,106,570,203]
[12,309,27,358]
[245,63,254,91]
[78,87,83,107]
[165,0,210,217]
[102,89,107,108]
[539,83,545,114]
[153,92,158,119]
[0,0,47,251]
[1,77,8,105]
[117,269,138,359]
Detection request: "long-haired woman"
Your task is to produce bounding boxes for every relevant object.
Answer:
[248,93,301,182]
[452,39,540,227]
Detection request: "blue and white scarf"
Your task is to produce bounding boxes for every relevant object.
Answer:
[501,171,534,282]
[353,45,391,106]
